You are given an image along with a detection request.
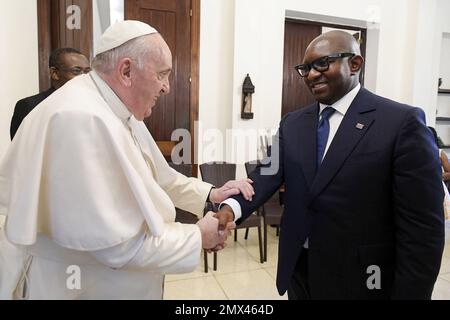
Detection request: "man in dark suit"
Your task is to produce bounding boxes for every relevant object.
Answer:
[217,30,445,299]
[10,48,90,139]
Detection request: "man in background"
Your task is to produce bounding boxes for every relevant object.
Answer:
[10,47,91,139]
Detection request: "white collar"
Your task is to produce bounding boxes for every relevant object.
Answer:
[319,83,361,116]
[90,71,132,122]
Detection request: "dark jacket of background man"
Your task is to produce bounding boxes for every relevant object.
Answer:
[10,48,90,140]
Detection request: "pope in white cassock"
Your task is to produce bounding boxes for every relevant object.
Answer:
[0,21,254,299]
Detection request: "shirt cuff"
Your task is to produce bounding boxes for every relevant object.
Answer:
[219,198,242,222]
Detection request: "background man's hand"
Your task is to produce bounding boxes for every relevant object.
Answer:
[209,178,254,203]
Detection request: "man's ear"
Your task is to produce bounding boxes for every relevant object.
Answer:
[117,58,132,87]
[349,55,364,75]
[49,67,60,81]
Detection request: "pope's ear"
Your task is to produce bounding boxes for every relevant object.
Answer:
[117,58,132,87]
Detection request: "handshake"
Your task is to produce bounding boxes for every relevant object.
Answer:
[196,210,235,251]
[196,178,254,251]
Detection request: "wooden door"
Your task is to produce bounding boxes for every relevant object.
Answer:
[125,0,199,170]
[281,22,321,116]
[37,0,93,91]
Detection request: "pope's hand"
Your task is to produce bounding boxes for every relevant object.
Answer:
[209,178,254,203]
[207,219,236,253]
[196,211,236,252]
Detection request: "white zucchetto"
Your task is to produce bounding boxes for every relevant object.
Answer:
[95,20,158,56]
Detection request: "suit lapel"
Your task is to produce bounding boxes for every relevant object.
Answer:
[310,89,376,199]
[297,104,319,188]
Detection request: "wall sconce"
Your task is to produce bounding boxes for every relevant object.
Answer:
[242,74,254,119]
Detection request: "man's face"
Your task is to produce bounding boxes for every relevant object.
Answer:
[302,41,355,105]
[51,53,91,89]
[129,44,172,120]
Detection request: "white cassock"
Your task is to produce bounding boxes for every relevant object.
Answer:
[0,71,212,299]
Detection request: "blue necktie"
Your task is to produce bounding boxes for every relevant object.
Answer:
[317,107,336,168]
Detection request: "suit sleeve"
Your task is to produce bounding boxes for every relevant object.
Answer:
[232,115,288,223]
[391,107,445,299]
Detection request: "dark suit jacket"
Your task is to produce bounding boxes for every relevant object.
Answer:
[10,87,55,140]
[233,88,445,299]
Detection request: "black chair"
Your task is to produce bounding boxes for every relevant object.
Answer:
[168,163,199,223]
[200,162,264,271]
[245,161,283,262]
[259,134,273,159]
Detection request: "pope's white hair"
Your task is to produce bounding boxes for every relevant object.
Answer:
[92,34,159,74]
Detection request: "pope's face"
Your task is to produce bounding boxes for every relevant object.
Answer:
[130,43,172,120]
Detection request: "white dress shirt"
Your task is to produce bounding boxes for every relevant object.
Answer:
[221,84,361,234]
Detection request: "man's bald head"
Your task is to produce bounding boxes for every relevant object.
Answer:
[306,30,361,57]
[301,30,364,105]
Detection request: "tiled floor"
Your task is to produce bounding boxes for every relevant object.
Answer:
[164,221,450,300]
[432,220,450,300]
[164,226,287,300]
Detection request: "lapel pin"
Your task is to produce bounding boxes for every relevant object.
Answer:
[356,123,365,130]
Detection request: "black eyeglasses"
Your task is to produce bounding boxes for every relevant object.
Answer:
[56,67,92,76]
[294,53,355,77]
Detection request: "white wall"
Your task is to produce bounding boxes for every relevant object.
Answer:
[198,0,447,178]
[435,34,450,119]
[92,0,105,56]
[93,0,124,55]
[198,0,235,164]
[0,1,39,159]
[439,33,450,89]
[411,0,440,126]
[1,1,448,172]
[433,0,450,144]
[229,0,418,131]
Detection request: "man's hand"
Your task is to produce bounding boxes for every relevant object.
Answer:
[207,220,236,252]
[215,205,235,233]
[196,211,234,250]
[209,178,254,203]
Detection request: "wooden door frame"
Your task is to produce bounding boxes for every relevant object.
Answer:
[37,0,93,92]
[190,0,200,176]
[128,0,201,176]
[37,0,53,91]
